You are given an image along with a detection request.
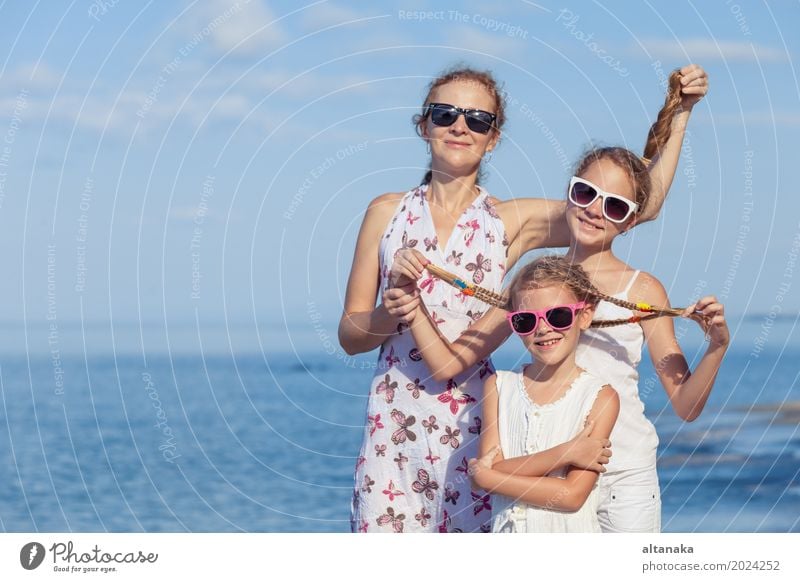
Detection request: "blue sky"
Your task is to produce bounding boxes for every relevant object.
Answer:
[0,0,798,354]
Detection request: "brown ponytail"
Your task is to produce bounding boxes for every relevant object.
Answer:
[643,70,683,162]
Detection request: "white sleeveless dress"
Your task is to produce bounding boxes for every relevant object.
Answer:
[576,270,662,532]
[491,369,608,533]
[351,184,508,533]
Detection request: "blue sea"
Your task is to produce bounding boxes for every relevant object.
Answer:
[1,316,798,532]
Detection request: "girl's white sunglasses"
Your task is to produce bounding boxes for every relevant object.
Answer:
[568,176,639,223]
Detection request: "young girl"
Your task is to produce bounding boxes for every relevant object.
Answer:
[469,256,620,532]
[389,86,728,532]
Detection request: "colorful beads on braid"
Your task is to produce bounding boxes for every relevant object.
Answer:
[453,277,476,296]
[423,261,685,326]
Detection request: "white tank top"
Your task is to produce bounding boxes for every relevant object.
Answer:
[575,270,659,472]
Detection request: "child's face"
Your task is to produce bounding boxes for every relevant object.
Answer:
[566,158,638,249]
[511,284,594,366]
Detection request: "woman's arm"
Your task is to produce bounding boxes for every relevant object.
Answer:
[636,273,730,421]
[338,193,412,355]
[472,386,620,512]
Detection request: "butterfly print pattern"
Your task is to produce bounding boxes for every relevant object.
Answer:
[439,426,461,449]
[390,409,417,445]
[368,414,384,436]
[362,475,375,493]
[383,480,405,501]
[421,415,439,434]
[415,507,431,527]
[471,492,492,515]
[437,381,477,415]
[352,184,506,532]
[411,469,439,501]
[394,452,409,470]
[406,378,425,399]
[375,375,397,404]
[376,507,406,533]
[465,253,491,285]
[468,416,482,435]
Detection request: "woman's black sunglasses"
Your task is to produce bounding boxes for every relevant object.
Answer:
[425,103,497,134]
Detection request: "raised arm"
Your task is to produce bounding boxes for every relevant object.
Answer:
[635,273,729,421]
[338,193,411,355]
[385,248,511,380]
[501,65,708,252]
[639,64,708,222]
[472,385,620,512]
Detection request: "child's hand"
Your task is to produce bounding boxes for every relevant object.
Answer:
[383,284,420,324]
[683,295,729,349]
[468,445,501,490]
[389,249,429,288]
[678,64,708,110]
[565,421,612,473]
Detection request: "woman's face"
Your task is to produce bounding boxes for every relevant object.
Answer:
[421,80,499,178]
[566,158,637,249]
[511,284,593,367]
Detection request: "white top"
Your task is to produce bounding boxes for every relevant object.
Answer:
[490,369,607,533]
[575,270,659,472]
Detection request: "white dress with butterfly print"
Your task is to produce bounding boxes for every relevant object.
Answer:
[351,184,508,533]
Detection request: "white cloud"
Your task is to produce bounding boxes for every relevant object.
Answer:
[182,0,289,58]
[300,3,370,29]
[443,25,528,59]
[639,38,788,63]
[3,62,62,89]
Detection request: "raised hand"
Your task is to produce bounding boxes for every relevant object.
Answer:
[389,248,430,288]
[683,295,729,349]
[678,63,709,110]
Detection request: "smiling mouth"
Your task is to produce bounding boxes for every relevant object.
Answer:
[534,336,563,349]
[578,216,604,230]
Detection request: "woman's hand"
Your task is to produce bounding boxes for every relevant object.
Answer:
[564,420,612,473]
[382,284,421,324]
[678,63,708,110]
[389,248,429,288]
[683,295,729,349]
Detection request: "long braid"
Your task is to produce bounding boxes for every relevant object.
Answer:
[643,70,684,162]
[424,261,684,328]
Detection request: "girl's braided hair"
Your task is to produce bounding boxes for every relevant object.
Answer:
[425,257,683,327]
[573,69,684,217]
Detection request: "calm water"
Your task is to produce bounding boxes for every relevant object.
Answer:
[0,318,798,532]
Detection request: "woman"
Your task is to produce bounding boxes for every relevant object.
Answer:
[339,65,707,532]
